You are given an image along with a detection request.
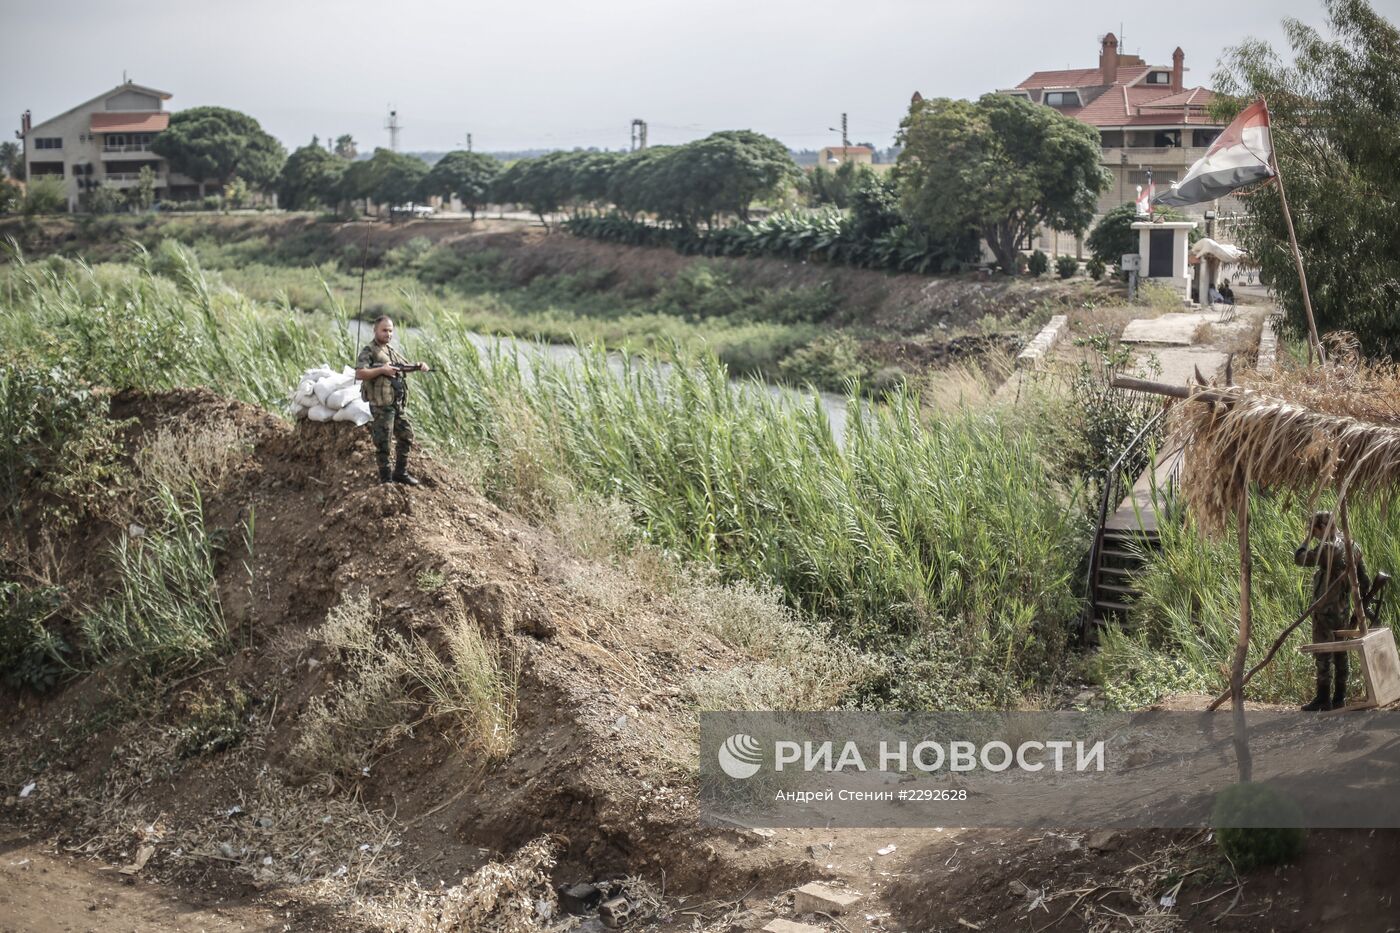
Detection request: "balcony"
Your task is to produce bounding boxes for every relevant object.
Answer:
[102,143,156,155]
[104,172,167,186]
[1101,146,1208,166]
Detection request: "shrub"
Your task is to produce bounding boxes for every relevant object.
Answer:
[777,334,871,392]
[23,177,66,214]
[0,361,130,531]
[1212,783,1306,870]
[1027,249,1048,276]
[1048,334,1162,497]
[1085,256,1106,281]
[0,581,71,692]
[1055,255,1078,279]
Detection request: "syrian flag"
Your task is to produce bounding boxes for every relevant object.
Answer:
[1155,99,1274,207]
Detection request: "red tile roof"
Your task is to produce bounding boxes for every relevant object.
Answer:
[1014,63,1217,128]
[91,112,170,133]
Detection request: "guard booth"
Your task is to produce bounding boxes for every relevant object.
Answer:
[1132,220,1197,298]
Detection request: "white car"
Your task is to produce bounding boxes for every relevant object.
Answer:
[391,203,435,218]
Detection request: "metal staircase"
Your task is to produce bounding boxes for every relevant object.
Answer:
[1084,410,1181,630]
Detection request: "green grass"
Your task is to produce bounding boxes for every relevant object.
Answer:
[1097,491,1400,708]
[1,245,1088,708]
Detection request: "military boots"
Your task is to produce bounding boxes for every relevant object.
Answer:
[392,452,421,487]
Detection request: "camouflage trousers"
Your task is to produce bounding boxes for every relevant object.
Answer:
[367,405,414,472]
[1311,605,1350,683]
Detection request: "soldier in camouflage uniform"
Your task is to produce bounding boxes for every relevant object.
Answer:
[354,315,430,485]
[1294,511,1369,711]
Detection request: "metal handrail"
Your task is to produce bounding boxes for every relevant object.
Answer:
[1081,406,1170,631]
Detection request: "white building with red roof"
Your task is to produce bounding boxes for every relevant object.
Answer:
[18,80,198,211]
[1004,33,1233,217]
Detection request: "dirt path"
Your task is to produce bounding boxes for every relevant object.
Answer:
[0,837,285,933]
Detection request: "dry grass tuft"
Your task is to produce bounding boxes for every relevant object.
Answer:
[135,421,252,494]
[290,593,518,780]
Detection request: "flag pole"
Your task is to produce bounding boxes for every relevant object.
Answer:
[1264,99,1324,365]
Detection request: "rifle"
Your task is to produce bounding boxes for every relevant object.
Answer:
[382,362,438,409]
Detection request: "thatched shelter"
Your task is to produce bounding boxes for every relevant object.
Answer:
[1114,348,1400,774]
[1171,352,1400,534]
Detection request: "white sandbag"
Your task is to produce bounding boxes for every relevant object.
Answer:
[303,365,334,380]
[313,372,353,404]
[294,389,320,409]
[326,384,361,410]
[333,399,372,426]
[306,404,336,422]
[289,399,309,419]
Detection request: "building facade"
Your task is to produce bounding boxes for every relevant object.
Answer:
[1005,33,1235,218]
[18,81,197,211]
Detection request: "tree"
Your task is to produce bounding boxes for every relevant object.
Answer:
[420,150,500,219]
[278,139,348,211]
[334,134,358,160]
[367,149,428,211]
[1214,0,1400,351]
[0,142,23,181]
[896,93,1108,270]
[491,152,575,229]
[1087,203,1197,266]
[682,130,799,225]
[151,106,285,195]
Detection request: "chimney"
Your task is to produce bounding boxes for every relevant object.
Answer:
[1171,47,1184,91]
[1100,32,1120,85]
[21,110,31,137]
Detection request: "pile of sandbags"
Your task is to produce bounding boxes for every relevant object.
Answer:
[289,365,372,426]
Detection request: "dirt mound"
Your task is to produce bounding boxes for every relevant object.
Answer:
[1,389,813,925]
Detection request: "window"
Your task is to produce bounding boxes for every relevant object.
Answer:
[33,137,62,150]
[1044,91,1080,107]
[29,161,64,177]
[1146,71,1171,85]
[1099,130,1125,148]
[1152,130,1182,148]
[1193,129,1220,148]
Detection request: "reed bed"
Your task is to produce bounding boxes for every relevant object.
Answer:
[1,243,1088,706]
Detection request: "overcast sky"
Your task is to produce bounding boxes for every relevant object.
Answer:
[2,0,1372,154]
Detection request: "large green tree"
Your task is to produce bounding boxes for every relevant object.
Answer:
[1214,0,1400,352]
[420,150,500,219]
[277,138,348,211]
[896,93,1107,270]
[151,106,285,195]
[491,151,576,229]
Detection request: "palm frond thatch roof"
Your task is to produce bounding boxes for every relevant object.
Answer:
[1172,353,1400,534]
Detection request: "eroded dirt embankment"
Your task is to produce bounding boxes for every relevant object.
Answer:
[0,389,816,928]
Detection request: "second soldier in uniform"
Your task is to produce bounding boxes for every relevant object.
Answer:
[1294,510,1369,711]
[354,315,430,485]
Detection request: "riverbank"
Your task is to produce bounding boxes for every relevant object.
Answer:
[0,212,1124,396]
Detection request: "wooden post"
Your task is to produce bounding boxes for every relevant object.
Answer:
[1231,479,1254,783]
[1269,142,1324,366]
[1337,498,1368,635]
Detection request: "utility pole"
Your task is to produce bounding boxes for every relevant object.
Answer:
[465,132,473,153]
[630,119,648,152]
[385,108,402,152]
[841,112,849,149]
